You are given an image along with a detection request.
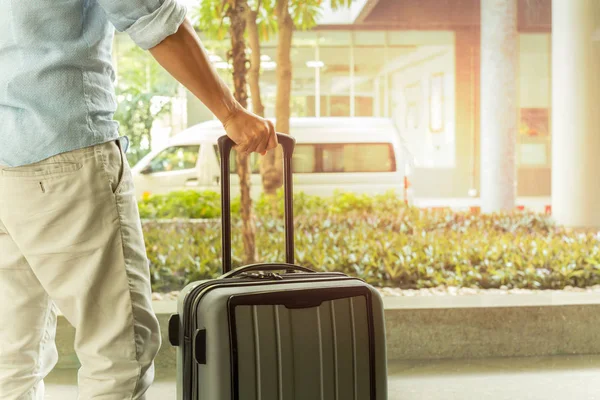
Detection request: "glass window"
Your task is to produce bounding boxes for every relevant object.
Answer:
[261,46,316,118]
[322,143,396,173]
[322,145,345,172]
[354,46,386,117]
[519,143,548,166]
[329,96,351,117]
[354,31,386,46]
[387,31,453,46]
[317,31,352,46]
[319,45,351,117]
[519,34,550,109]
[147,145,199,173]
[293,31,318,47]
[293,144,317,173]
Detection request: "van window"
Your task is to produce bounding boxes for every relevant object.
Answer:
[147,145,199,173]
[213,145,261,174]
[322,143,396,173]
[214,143,396,174]
[293,143,396,173]
[292,145,317,173]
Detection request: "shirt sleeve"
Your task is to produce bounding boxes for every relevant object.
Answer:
[97,0,187,50]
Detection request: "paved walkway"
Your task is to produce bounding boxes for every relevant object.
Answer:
[45,355,600,400]
[413,196,551,213]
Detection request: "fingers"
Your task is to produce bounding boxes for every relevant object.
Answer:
[225,111,278,156]
[239,120,275,156]
[236,128,258,155]
[267,121,279,150]
[266,120,278,153]
[236,139,254,155]
[255,121,272,155]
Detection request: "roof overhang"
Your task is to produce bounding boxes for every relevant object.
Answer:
[352,0,383,24]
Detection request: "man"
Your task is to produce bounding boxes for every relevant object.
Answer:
[0,0,277,398]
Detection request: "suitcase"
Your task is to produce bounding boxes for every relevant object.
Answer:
[168,133,388,400]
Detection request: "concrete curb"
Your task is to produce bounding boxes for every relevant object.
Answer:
[54,293,600,370]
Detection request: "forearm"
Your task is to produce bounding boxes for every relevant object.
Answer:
[149,18,240,123]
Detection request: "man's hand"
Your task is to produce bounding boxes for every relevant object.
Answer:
[148,20,278,156]
[223,107,278,156]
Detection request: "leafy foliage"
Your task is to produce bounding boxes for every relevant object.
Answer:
[138,190,404,219]
[192,0,277,41]
[113,40,179,165]
[192,0,230,40]
[139,191,229,220]
[140,191,600,292]
[289,0,322,29]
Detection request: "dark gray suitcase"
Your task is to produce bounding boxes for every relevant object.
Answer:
[169,134,387,400]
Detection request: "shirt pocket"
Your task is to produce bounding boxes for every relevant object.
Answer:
[1,161,83,178]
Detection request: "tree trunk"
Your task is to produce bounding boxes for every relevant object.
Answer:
[228,0,257,264]
[245,7,265,118]
[245,6,276,198]
[261,0,293,196]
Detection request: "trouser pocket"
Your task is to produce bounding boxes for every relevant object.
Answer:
[101,137,131,195]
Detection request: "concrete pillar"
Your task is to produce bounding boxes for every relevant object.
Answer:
[552,0,600,228]
[480,0,518,212]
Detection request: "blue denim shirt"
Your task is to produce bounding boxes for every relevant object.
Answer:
[0,0,186,167]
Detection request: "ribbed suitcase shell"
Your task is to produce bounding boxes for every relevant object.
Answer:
[173,275,387,400]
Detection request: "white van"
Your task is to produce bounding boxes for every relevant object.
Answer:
[131,117,414,202]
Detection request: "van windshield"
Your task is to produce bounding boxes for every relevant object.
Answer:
[147,145,200,173]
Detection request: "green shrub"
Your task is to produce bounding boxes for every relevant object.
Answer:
[138,189,407,220]
[142,196,600,292]
[138,190,241,219]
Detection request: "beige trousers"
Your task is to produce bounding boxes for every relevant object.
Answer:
[0,139,161,399]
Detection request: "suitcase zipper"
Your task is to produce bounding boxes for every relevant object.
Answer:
[238,271,284,280]
[184,273,349,343]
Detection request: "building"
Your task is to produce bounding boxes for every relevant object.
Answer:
[186,0,552,201]
[116,0,595,227]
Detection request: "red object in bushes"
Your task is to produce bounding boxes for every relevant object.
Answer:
[545,205,552,215]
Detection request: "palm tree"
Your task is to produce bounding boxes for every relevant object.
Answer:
[194,0,278,193]
[192,0,353,262]
[195,0,258,263]
[263,0,353,195]
[195,0,353,197]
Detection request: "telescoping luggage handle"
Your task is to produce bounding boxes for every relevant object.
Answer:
[218,133,296,273]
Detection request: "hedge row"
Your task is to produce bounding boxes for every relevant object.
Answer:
[140,192,600,292]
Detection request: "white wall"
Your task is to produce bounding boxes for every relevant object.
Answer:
[519,34,551,108]
[386,32,550,172]
[390,46,456,169]
[517,33,552,168]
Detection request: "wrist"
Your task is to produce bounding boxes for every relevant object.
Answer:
[220,102,243,128]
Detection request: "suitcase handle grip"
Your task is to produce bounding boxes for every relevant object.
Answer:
[217,133,296,160]
[218,133,296,273]
[220,263,315,279]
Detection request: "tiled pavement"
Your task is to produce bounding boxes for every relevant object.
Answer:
[45,354,600,400]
